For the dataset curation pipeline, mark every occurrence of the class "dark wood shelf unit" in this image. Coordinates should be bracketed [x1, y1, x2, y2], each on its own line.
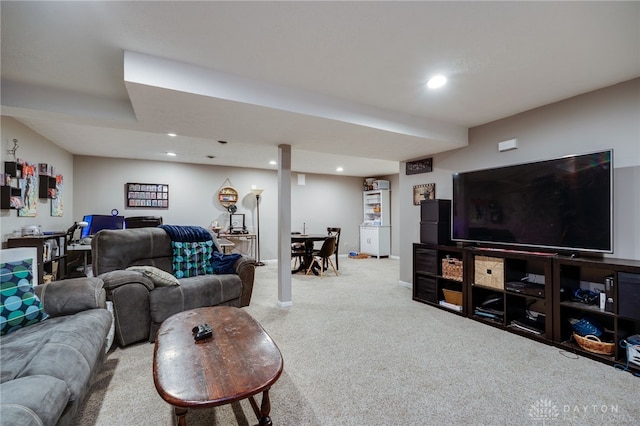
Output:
[2, 161, 23, 210]
[7, 234, 68, 284]
[467, 248, 554, 341]
[412, 244, 640, 373]
[4, 161, 23, 178]
[38, 174, 57, 199]
[1, 185, 22, 209]
[413, 243, 467, 315]
[553, 255, 640, 369]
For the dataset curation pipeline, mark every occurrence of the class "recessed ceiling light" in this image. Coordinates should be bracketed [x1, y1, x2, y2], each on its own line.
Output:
[336, 167, 344, 172]
[426, 75, 447, 89]
[269, 160, 277, 165]
[206, 155, 215, 159]
[218, 140, 228, 144]
[167, 133, 177, 137]
[166, 152, 177, 156]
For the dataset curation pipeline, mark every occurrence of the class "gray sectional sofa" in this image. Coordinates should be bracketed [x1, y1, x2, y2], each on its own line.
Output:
[0, 277, 112, 426]
[91, 227, 256, 347]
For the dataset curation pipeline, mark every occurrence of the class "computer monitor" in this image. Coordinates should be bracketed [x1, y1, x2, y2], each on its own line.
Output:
[80, 214, 125, 238]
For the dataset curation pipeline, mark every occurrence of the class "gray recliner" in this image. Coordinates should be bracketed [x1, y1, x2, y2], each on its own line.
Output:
[91, 227, 256, 347]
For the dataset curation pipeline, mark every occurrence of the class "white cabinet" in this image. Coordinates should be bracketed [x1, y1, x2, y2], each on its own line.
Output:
[360, 226, 390, 258]
[360, 189, 391, 258]
[363, 189, 390, 226]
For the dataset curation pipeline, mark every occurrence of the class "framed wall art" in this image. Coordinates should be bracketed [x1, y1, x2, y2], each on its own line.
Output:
[413, 183, 435, 205]
[126, 183, 169, 208]
[406, 157, 433, 175]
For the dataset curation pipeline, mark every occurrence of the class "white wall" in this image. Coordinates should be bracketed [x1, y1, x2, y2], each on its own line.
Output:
[72, 156, 367, 261]
[1, 117, 74, 241]
[1, 115, 403, 259]
[398, 78, 640, 284]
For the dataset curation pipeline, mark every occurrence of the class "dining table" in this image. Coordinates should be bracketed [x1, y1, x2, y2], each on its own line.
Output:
[291, 233, 328, 274]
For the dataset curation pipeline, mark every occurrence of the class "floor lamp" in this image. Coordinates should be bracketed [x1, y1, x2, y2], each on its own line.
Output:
[251, 187, 265, 266]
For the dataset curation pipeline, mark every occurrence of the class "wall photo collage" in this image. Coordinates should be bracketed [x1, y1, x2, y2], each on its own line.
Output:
[126, 182, 169, 208]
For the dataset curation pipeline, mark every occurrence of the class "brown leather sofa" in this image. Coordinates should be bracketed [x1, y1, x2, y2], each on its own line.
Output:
[91, 227, 255, 347]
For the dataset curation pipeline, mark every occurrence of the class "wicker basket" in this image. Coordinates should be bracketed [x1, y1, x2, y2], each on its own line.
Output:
[442, 289, 463, 306]
[442, 258, 463, 281]
[573, 333, 615, 356]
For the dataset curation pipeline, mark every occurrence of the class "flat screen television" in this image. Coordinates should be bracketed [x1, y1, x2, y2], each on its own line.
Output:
[80, 214, 125, 239]
[452, 150, 613, 253]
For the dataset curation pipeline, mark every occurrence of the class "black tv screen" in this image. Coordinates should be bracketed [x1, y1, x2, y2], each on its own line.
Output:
[452, 150, 613, 253]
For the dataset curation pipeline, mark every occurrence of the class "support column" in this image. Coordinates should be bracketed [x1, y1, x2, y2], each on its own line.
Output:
[277, 144, 293, 307]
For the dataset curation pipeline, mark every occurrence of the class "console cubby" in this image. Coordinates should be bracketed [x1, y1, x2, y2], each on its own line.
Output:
[553, 256, 640, 371]
[412, 244, 640, 373]
[412, 243, 466, 315]
[466, 249, 554, 340]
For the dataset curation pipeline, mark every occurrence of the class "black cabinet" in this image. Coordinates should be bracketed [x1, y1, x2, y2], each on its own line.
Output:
[413, 243, 466, 314]
[412, 244, 640, 374]
[467, 249, 553, 341]
[553, 256, 640, 370]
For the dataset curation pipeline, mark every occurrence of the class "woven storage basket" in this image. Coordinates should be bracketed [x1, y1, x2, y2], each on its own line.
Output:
[573, 333, 615, 356]
[474, 256, 504, 290]
[442, 258, 463, 281]
[442, 289, 463, 306]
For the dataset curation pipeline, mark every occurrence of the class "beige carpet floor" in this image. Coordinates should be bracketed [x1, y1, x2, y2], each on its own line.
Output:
[74, 257, 639, 425]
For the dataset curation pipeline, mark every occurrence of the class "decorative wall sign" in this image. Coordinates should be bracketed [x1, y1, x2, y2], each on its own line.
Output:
[406, 157, 433, 175]
[413, 183, 436, 205]
[126, 183, 169, 208]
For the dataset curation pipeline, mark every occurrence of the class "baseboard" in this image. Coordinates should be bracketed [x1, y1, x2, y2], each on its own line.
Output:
[277, 300, 293, 308]
[398, 280, 412, 289]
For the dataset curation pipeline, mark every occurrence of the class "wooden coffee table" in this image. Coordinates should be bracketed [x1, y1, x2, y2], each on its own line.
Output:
[153, 306, 283, 426]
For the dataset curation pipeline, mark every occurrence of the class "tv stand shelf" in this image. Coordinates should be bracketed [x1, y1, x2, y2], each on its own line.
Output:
[413, 243, 640, 374]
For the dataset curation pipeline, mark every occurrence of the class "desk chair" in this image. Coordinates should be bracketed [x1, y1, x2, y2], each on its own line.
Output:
[306, 236, 338, 278]
[327, 227, 341, 270]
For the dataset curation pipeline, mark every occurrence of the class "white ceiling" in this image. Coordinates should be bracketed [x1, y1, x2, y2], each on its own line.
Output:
[2, 1, 639, 177]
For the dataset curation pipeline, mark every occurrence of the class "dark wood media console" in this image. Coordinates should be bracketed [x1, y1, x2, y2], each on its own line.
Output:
[413, 243, 640, 374]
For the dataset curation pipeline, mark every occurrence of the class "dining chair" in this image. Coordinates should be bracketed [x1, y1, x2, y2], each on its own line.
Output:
[327, 227, 341, 270]
[306, 236, 338, 278]
[291, 232, 305, 269]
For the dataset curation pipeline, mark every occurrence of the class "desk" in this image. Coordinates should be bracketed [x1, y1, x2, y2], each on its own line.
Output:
[291, 234, 327, 274]
[216, 237, 235, 254]
[67, 243, 92, 275]
[218, 233, 256, 259]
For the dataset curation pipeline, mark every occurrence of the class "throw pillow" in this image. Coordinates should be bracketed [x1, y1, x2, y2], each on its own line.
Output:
[1, 258, 48, 336]
[171, 240, 215, 278]
[126, 266, 180, 287]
